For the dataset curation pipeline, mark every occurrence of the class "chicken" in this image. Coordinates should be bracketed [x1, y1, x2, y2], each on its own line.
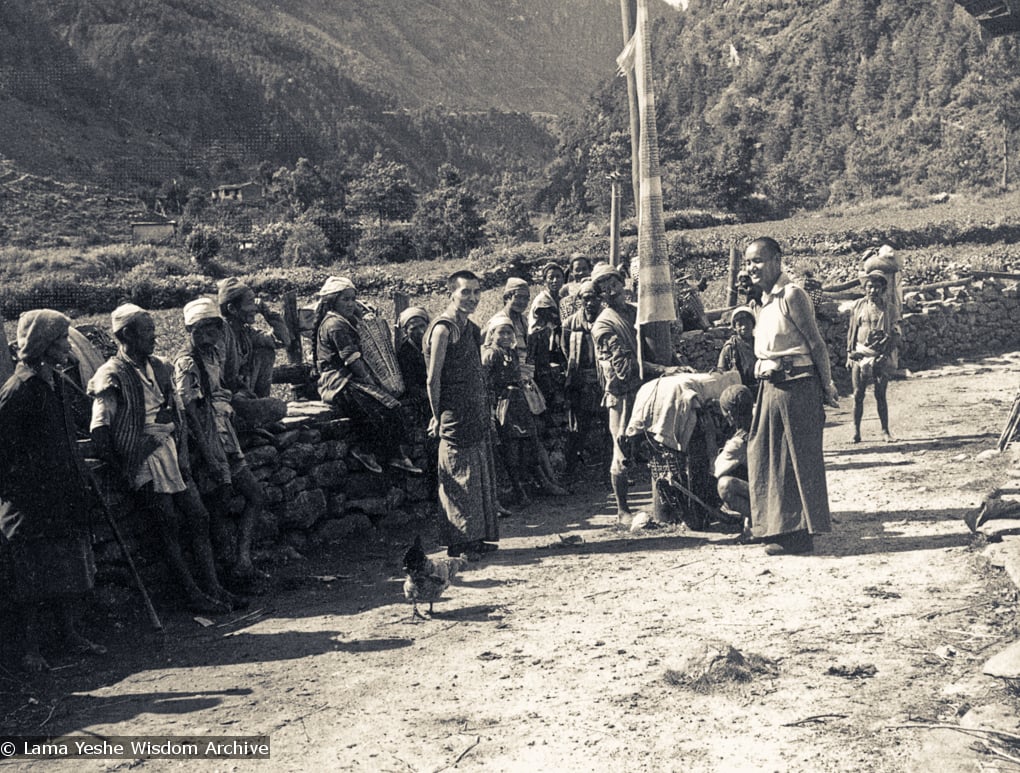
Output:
[402, 536, 467, 621]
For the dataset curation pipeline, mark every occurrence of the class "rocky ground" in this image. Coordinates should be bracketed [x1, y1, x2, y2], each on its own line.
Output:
[5, 353, 1020, 772]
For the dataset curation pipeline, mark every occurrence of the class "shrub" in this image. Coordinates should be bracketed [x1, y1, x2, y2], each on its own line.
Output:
[356, 224, 417, 264]
[186, 226, 222, 267]
[282, 221, 330, 266]
[251, 222, 293, 264]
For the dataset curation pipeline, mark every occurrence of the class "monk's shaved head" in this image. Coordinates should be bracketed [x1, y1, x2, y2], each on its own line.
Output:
[744, 237, 781, 263]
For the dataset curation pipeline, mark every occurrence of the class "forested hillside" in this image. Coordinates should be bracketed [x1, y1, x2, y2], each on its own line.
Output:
[545, 0, 1020, 218]
[0, 0, 634, 189]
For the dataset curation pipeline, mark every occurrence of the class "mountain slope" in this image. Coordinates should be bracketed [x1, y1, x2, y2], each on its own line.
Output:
[0, 0, 655, 186]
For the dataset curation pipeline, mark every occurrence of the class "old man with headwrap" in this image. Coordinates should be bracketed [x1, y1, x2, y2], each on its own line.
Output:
[217, 277, 291, 406]
[88, 303, 240, 612]
[175, 297, 272, 587]
[0, 309, 105, 671]
[560, 279, 605, 481]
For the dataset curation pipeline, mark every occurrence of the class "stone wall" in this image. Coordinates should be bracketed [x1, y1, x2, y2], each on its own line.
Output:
[89, 403, 435, 591]
[89, 279, 1020, 589]
[673, 278, 1020, 377]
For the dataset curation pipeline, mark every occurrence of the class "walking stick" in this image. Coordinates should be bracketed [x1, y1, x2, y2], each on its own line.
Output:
[998, 392, 1020, 452]
[661, 474, 734, 526]
[84, 466, 164, 631]
[56, 368, 163, 630]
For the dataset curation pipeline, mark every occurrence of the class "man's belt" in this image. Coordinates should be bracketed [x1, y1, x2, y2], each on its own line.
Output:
[756, 357, 815, 384]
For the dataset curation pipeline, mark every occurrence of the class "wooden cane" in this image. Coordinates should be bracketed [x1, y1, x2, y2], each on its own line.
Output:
[84, 465, 164, 632]
[58, 370, 163, 630]
[998, 393, 1020, 452]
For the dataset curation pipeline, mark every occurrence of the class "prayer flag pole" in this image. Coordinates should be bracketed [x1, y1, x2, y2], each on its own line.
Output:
[617, 0, 675, 371]
[619, 0, 641, 215]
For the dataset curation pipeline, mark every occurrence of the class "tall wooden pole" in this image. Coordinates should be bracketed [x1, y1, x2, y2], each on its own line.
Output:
[609, 172, 621, 268]
[620, 0, 641, 215]
[0, 316, 12, 383]
[1003, 119, 1010, 190]
[726, 243, 741, 307]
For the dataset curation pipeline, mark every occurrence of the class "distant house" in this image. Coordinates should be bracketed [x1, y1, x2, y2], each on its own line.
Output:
[955, 0, 1020, 37]
[210, 181, 265, 203]
[131, 219, 177, 244]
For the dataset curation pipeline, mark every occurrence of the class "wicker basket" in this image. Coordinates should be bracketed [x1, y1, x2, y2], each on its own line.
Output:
[358, 314, 405, 397]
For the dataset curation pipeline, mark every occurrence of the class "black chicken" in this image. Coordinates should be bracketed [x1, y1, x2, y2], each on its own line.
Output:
[402, 536, 467, 621]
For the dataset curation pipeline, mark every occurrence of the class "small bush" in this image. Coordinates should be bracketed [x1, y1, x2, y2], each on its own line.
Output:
[186, 226, 222, 267]
[282, 221, 329, 266]
[251, 222, 293, 264]
[356, 223, 417, 264]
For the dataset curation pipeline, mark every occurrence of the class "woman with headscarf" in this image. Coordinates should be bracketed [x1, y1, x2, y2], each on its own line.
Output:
[396, 306, 432, 426]
[0, 310, 105, 671]
[483, 315, 567, 504]
[313, 277, 421, 475]
[528, 291, 567, 410]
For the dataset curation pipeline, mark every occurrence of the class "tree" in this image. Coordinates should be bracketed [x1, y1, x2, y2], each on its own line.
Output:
[356, 223, 417, 264]
[410, 165, 486, 259]
[272, 158, 336, 214]
[347, 153, 416, 224]
[186, 226, 221, 267]
[282, 220, 329, 266]
[183, 187, 208, 219]
[486, 173, 534, 246]
[302, 208, 361, 260]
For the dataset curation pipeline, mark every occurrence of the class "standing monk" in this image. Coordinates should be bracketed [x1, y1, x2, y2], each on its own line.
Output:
[425, 270, 499, 560]
[0, 310, 105, 671]
[745, 237, 838, 556]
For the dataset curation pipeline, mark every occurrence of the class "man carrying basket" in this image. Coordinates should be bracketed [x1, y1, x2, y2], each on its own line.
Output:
[312, 276, 421, 475]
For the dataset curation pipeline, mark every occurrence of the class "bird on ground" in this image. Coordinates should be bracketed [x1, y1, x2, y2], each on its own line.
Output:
[402, 536, 467, 621]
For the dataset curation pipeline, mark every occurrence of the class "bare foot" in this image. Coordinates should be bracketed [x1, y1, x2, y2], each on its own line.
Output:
[883, 431, 896, 443]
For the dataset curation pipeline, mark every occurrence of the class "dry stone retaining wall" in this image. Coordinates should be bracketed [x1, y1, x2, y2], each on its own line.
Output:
[674, 279, 1020, 376]
[89, 280, 1019, 591]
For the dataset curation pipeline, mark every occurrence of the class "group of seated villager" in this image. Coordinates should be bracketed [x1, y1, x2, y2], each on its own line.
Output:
[0, 277, 295, 671]
[0, 238, 873, 668]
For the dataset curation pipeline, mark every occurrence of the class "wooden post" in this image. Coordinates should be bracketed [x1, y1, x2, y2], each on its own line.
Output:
[726, 243, 740, 307]
[392, 291, 409, 350]
[0, 316, 14, 383]
[609, 172, 621, 268]
[281, 291, 303, 365]
[1003, 119, 1009, 190]
[620, 0, 640, 214]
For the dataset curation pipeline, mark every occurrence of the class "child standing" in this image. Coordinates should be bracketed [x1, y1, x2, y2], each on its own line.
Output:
[717, 306, 757, 389]
[483, 316, 567, 506]
[847, 270, 895, 443]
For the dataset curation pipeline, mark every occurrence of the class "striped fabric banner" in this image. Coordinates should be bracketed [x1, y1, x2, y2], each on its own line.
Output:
[616, 0, 676, 326]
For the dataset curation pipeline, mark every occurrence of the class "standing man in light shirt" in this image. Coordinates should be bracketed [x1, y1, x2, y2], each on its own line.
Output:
[745, 237, 837, 556]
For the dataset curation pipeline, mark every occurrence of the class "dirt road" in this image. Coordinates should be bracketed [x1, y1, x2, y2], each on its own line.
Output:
[5, 353, 1020, 772]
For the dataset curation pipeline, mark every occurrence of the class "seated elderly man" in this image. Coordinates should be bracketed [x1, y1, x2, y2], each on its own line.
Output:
[89, 304, 240, 612]
[216, 278, 290, 426]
